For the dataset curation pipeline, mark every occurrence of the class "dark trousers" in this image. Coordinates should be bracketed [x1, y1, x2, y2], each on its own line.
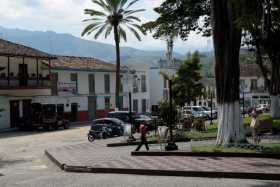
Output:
[135, 136, 149, 151]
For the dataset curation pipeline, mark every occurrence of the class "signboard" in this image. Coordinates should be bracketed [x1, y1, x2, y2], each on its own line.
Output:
[57, 82, 77, 96]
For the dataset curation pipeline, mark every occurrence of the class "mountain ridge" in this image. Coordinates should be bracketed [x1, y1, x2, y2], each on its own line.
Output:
[0, 26, 183, 65]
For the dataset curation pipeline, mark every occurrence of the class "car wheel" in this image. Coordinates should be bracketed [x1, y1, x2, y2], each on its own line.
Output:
[88, 135, 95, 142]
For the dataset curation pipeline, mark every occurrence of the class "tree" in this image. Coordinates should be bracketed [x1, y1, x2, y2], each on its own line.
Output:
[238, 0, 280, 118]
[172, 52, 204, 106]
[211, 0, 246, 145]
[82, 0, 145, 109]
[149, 0, 246, 145]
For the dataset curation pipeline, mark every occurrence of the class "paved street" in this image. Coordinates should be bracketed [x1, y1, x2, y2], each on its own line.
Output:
[1, 124, 280, 187]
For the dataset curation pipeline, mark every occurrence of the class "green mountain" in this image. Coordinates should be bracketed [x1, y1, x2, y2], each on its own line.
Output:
[0, 26, 183, 65]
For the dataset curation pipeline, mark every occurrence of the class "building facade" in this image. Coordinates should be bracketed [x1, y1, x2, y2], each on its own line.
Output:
[0, 39, 150, 130]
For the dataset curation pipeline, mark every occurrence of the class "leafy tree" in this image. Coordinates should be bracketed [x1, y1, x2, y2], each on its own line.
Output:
[172, 52, 204, 106]
[82, 0, 145, 109]
[149, 0, 246, 145]
[237, 0, 280, 118]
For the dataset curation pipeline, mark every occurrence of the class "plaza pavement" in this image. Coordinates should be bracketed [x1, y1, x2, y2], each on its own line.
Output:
[45, 137, 280, 180]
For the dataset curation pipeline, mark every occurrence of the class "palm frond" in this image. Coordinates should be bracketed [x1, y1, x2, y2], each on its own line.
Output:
[119, 26, 127, 41]
[81, 22, 104, 36]
[129, 23, 145, 34]
[92, 0, 112, 13]
[82, 18, 103, 22]
[126, 0, 139, 9]
[105, 25, 113, 38]
[125, 16, 141, 22]
[94, 24, 109, 39]
[127, 25, 141, 41]
[84, 9, 107, 17]
[123, 9, 145, 16]
[119, 0, 128, 9]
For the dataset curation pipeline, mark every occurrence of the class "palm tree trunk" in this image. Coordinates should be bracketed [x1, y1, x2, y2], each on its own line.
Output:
[211, 0, 245, 145]
[114, 25, 121, 110]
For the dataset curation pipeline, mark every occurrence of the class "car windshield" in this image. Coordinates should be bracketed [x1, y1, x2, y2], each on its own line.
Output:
[193, 107, 203, 112]
[135, 115, 151, 120]
[202, 107, 210, 111]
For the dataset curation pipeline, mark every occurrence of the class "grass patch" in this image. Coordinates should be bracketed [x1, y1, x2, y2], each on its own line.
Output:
[191, 143, 280, 153]
[191, 145, 256, 153]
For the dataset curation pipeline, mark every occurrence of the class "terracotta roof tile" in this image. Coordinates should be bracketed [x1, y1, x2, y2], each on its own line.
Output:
[0, 39, 55, 59]
[49, 56, 116, 72]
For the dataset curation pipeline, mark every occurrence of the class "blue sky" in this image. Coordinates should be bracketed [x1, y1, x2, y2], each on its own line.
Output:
[0, 0, 212, 54]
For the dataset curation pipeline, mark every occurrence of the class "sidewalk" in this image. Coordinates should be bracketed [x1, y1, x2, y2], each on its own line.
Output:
[45, 139, 280, 180]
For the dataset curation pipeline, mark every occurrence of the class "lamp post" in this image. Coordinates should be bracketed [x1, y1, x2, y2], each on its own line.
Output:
[210, 90, 213, 125]
[165, 79, 178, 151]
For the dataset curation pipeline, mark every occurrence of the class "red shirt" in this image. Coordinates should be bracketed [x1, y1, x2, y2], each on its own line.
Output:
[139, 124, 147, 136]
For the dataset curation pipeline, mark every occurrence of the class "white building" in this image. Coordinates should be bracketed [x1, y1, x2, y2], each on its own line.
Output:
[240, 63, 270, 107]
[0, 39, 150, 130]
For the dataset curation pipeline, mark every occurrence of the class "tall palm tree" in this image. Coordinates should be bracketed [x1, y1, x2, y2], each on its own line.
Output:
[82, 0, 145, 109]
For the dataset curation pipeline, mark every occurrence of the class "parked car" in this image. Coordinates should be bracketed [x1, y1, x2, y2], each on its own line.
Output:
[201, 106, 218, 119]
[92, 118, 125, 136]
[88, 124, 112, 141]
[134, 114, 154, 131]
[183, 109, 206, 119]
[183, 106, 208, 119]
[256, 104, 270, 113]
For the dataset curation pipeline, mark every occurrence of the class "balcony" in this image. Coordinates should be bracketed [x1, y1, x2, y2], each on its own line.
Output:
[250, 86, 268, 93]
[0, 74, 51, 89]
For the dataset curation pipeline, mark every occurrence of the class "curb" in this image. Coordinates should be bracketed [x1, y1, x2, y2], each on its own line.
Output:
[131, 151, 280, 159]
[107, 138, 190, 147]
[45, 150, 280, 180]
[63, 165, 280, 181]
[44, 150, 65, 170]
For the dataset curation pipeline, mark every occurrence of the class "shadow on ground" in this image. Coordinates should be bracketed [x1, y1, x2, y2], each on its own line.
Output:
[0, 124, 90, 139]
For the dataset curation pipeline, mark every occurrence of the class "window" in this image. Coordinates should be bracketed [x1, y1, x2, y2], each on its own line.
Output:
[70, 73, 78, 93]
[119, 96, 123, 110]
[89, 74, 95, 94]
[141, 75, 147, 92]
[133, 99, 138, 113]
[70, 73, 77, 82]
[105, 97, 110, 109]
[104, 74, 110, 93]
[133, 77, 139, 93]
[251, 79, 258, 91]
[142, 99, 147, 113]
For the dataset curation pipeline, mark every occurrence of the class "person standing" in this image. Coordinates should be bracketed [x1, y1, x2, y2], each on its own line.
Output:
[135, 123, 149, 151]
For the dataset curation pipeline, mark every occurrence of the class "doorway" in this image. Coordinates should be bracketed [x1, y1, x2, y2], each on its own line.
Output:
[70, 103, 78, 122]
[19, 64, 28, 86]
[22, 100, 32, 127]
[88, 96, 97, 120]
[10, 100, 20, 128]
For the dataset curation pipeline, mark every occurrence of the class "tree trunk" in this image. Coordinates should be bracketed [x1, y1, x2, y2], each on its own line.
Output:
[114, 25, 121, 110]
[211, 0, 245, 145]
[271, 95, 280, 118]
[269, 57, 280, 118]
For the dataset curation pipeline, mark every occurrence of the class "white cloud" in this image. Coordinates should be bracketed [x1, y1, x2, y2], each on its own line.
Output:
[0, 0, 210, 54]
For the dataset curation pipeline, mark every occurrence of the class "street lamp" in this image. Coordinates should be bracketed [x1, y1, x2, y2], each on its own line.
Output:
[160, 69, 178, 151]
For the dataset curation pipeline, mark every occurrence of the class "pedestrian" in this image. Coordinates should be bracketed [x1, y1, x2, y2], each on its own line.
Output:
[250, 108, 260, 144]
[135, 122, 149, 151]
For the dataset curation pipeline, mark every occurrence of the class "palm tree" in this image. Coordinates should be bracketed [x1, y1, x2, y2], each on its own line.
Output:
[82, 0, 145, 109]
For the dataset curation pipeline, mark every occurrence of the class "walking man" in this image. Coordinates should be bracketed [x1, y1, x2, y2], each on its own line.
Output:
[135, 123, 149, 151]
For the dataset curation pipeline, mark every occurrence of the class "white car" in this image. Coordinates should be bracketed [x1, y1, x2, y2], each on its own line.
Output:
[183, 106, 208, 119]
[256, 104, 269, 112]
[201, 106, 218, 119]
